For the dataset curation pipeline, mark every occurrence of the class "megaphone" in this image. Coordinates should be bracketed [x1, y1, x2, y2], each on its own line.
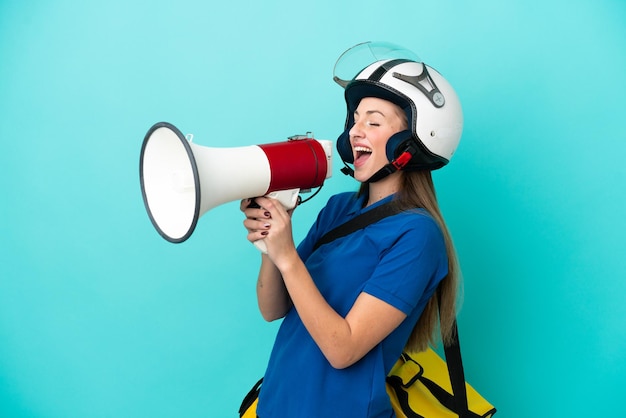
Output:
[139, 122, 333, 247]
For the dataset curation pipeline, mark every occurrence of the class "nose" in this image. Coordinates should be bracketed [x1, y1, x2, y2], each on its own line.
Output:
[349, 120, 364, 139]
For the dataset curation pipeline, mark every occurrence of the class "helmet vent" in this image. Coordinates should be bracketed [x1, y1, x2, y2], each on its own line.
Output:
[393, 65, 446, 108]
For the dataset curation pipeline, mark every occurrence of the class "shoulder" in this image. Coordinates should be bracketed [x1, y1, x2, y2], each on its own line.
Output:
[324, 191, 359, 212]
[314, 192, 361, 225]
[391, 209, 441, 234]
[371, 208, 445, 253]
[296, 192, 359, 259]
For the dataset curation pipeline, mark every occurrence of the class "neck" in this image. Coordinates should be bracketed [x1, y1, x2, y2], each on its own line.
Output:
[365, 171, 402, 207]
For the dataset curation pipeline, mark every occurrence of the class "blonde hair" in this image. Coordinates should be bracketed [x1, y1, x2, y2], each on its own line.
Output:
[398, 171, 460, 352]
[358, 170, 460, 352]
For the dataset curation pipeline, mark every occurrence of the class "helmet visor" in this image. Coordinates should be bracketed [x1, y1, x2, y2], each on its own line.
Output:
[333, 41, 422, 88]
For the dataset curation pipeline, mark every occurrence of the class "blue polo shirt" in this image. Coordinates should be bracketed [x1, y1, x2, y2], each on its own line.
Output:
[256, 191, 448, 418]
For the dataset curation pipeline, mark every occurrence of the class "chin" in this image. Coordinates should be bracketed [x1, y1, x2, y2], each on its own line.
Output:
[353, 171, 372, 183]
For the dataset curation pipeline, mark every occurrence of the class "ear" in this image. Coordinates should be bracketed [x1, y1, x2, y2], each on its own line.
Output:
[385, 130, 414, 161]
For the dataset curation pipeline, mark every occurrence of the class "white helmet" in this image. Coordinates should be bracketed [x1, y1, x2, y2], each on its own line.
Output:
[334, 42, 463, 180]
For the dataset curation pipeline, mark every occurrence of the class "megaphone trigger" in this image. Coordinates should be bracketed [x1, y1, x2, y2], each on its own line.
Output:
[266, 189, 301, 210]
[245, 189, 301, 210]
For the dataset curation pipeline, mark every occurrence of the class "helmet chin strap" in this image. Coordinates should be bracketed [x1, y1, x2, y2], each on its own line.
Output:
[366, 162, 400, 183]
[340, 142, 418, 183]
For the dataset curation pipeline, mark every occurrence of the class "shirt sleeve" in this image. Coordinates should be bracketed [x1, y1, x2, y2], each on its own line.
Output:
[362, 214, 448, 315]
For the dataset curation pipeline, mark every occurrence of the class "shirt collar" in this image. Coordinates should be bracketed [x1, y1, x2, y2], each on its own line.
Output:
[346, 192, 396, 216]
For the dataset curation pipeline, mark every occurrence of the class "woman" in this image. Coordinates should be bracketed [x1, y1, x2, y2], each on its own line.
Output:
[241, 42, 464, 418]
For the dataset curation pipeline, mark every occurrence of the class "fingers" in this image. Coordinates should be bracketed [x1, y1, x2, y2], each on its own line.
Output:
[242, 197, 272, 243]
[241, 196, 292, 246]
[254, 196, 288, 219]
[240, 198, 251, 212]
[243, 216, 271, 232]
[244, 218, 271, 242]
[240, 198, 261, 212]
[241, 198, 271, 218]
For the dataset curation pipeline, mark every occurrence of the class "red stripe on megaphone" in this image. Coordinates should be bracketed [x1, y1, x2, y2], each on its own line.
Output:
[259, 138, 328, 192]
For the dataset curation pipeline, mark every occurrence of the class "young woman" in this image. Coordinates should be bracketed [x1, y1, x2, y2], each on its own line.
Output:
[241, 42, 464, 418]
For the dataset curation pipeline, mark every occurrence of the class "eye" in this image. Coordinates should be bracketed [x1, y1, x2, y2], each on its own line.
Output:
[366, 121, 380, 127]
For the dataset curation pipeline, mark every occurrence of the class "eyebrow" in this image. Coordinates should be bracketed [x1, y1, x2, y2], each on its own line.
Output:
[354, 110, 385, 117]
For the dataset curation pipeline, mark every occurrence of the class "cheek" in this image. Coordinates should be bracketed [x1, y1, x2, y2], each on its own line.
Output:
[372, 130, 394, 152]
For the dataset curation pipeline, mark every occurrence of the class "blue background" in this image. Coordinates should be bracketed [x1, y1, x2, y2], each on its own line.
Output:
[1, 0, 625, 417]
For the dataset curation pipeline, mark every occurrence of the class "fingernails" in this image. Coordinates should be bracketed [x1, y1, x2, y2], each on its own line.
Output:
[261, 231, 269, 236]
[263, 223, 270, 228]
[264, 211, 271, 217]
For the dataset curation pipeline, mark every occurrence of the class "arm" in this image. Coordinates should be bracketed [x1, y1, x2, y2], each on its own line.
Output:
[251, 196, 407, 369]
[241, 199, 292, 321]
[256, 253, 292, 321]
[280, 256, 407, 369]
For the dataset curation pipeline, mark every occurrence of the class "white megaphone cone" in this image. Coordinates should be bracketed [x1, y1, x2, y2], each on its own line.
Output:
[139, 122, 332, 247]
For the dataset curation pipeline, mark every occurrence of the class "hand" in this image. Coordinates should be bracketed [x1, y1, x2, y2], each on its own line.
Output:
[241, 196, 297, 267]
[241, 197, 272, 245]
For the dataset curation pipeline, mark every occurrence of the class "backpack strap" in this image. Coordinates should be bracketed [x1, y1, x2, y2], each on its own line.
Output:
[312, 201, 402, 252]
[437, 288, 471, 415]
[442, 320, 472, 416]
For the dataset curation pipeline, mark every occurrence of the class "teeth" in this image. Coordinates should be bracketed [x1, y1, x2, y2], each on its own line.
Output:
[354, 146, 372, 153]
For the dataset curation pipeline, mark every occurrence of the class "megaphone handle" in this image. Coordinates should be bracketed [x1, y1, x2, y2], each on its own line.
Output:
[254, 240, 269, 254]
[252, 188, 300, 253]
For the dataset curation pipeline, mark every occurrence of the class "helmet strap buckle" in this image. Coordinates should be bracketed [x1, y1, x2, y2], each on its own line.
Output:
[367, 142, 417, 183]
[392, 150, 413, 170]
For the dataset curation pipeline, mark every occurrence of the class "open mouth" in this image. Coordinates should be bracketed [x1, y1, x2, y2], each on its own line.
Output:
[354, 146, 372, 165]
